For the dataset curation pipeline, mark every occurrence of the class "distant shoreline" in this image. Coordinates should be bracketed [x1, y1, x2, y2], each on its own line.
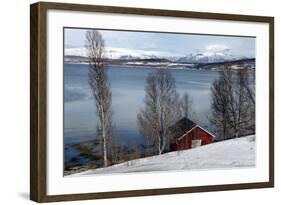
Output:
[64, 62, 199, 70]
[64, 59, 256, 71]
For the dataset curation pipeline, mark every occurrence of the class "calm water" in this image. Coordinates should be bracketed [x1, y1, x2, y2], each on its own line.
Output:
[64, 64, 220, 167]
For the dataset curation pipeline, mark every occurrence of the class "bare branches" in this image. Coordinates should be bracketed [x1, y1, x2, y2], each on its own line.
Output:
[210, 66, 255, 140]
[179, 92, 195, 120]
[210, 68, 231, 140]
[137, 69, 180, 155]
[85, 30, 106, 67]
[243, 68, 255, 105]
[85, 30, 112, 167]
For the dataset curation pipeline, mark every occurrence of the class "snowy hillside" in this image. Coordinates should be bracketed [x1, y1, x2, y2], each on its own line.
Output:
[69, 135, 255, 176]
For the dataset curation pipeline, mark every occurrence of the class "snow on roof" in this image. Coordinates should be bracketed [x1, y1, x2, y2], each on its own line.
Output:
[177, 125, 216, 141]
[196, 125, 216, 139]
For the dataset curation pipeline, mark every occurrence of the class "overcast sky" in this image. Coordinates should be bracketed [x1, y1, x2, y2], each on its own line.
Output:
[64, 28, 255, 58]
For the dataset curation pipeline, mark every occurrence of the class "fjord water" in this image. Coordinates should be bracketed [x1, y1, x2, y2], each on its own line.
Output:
[64, 64, 219, 167]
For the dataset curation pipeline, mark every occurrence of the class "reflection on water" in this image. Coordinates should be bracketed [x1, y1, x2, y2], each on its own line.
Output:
[64, 64, 221, 167]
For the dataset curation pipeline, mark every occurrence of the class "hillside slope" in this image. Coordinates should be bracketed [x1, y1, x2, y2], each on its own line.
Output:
[69, 135, 255, 176]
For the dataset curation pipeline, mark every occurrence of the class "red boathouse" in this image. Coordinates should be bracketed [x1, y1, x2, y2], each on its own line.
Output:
[170, 118, 215, 151]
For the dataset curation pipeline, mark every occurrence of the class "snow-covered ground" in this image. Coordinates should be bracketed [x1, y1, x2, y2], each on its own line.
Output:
[69, 135, 255, 177]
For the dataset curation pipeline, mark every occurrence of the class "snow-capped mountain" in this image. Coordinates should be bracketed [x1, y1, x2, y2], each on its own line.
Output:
[178, 48, 242, 64]
[65, 47, 177, 60]
[65, 47, 251, 64]
[106, 47, 166, 60]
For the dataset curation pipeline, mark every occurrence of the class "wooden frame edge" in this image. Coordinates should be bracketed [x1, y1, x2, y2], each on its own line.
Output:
[37, 1, 274, 22]
[39, 182, 273, 203]
[30, 1, 274, 202]
[30, 2, 39, 202]
[30, 2, 48, 202]
[269, 17, 274, 188]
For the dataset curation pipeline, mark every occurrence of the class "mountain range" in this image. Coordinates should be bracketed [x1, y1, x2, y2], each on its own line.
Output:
[65, 47, 253, 64]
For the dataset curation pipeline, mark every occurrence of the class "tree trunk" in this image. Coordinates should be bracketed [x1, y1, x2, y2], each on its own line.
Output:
[223, 125, 226, 140]
[158, 134, 162, 155]
[103, 136, 107, 167]
[101, 110, 108, 167]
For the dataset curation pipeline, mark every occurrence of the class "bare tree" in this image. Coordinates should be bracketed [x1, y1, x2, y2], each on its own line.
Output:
[137, 115, 154, 157]
[179, 92, 195, 119]
[244, 68, 255, 132]
[85, 30, 112, 167]
[227, 68, 254, 138]
[210, 70, 231, 140]
[243, 68, 255, 105]
[137, 69, 180, 155]
[210, 66, 255, 139]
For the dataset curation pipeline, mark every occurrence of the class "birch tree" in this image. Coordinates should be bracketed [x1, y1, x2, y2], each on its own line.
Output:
[180, 93, 195, 118]
[85, 30, 112, 167]
[210, 66, 254, 139]
[244, 68, 255, 105]
[137, 69, 180, 155]
[227, 68, 254, 138]
[210, 70, 231, 140]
